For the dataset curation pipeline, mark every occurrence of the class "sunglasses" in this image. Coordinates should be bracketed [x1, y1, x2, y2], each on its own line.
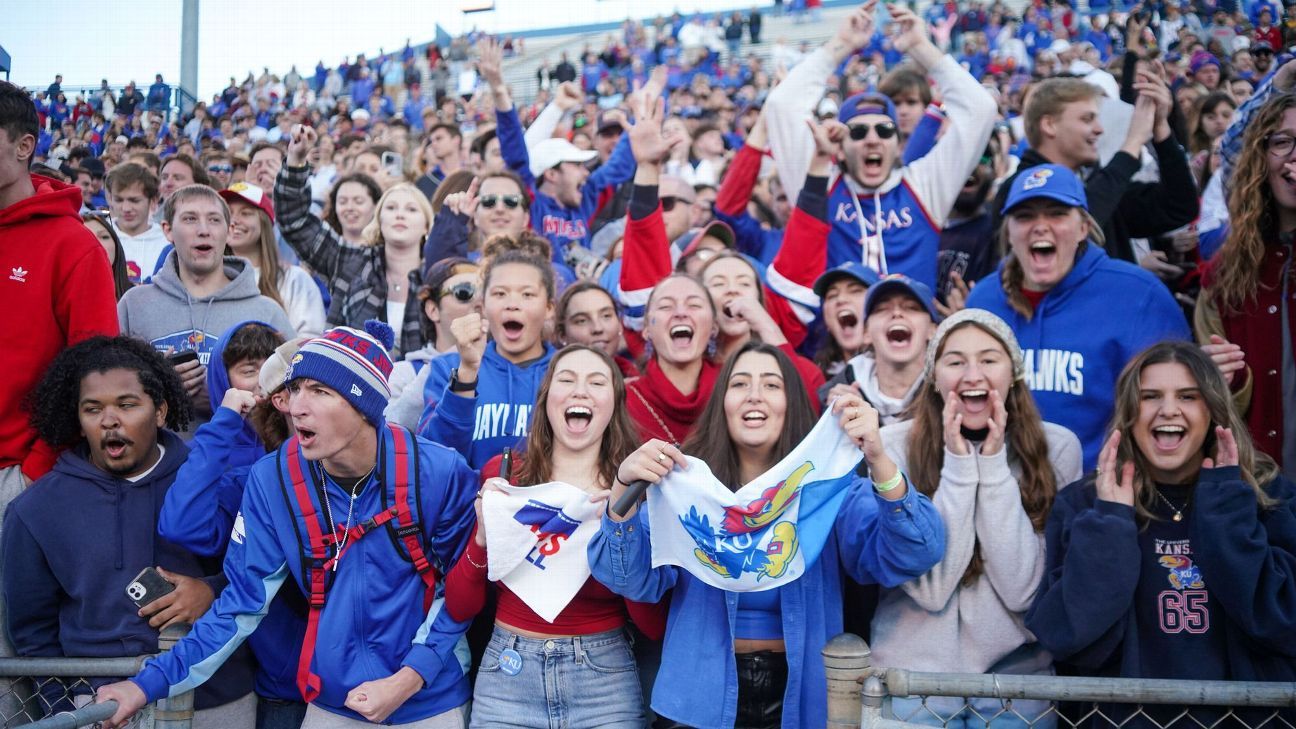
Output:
[208, 164, 233, 174]
[848, 122, 899, 141]
[661, 196, 690, 212]
[480, 194, 523, 210]
[439, 281, 477, 303]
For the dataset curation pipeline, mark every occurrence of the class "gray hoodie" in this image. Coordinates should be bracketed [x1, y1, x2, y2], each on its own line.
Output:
[118, 252, 296, 367]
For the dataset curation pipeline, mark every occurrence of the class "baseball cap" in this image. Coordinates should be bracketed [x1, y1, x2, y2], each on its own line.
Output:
[678, 220, 737, 259]
[595, 111, 625, 134]
[864, 273, 940, 322]
[1254, 40, 1275, 53]
[78, 157, 106, 179]
[1001, 164, 1087, 214]
[813, 261, 882, 298]
[838, 92, 898, 124]
[528, 138, 597, 178]
[219, 181, 276, 223]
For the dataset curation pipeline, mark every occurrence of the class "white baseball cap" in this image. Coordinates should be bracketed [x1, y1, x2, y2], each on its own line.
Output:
[529, 138, 597, 178]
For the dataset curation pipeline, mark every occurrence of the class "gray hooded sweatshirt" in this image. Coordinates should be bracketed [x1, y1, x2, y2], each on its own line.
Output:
[118, 252, 296, 367]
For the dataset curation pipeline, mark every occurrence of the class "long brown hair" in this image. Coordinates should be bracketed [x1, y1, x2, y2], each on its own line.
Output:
[225, 205, 286, 309]
[1213, 92, 1296, 313]
[81, 212, 133, 300]
[1109, 340, 1278, 523]
[905, 320, 1058, 584]
[516, 345, 639, 489]
[682, 342, 817, 489]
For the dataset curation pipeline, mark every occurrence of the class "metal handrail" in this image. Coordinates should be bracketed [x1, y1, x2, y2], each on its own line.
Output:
[20, 701, 116, 729]
[0, 656, 151, 678]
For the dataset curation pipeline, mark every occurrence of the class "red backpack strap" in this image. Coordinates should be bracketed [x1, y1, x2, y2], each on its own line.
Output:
[387, 424, 439, 611]
[283, 437, 331, 704]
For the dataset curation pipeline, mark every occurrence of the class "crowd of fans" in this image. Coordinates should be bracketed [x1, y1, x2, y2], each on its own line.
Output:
[3, 0, 1296, 727]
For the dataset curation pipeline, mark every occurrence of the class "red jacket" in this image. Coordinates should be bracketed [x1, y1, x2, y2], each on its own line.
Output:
[0, 175, 119, 479]
[1202, 243, 1294, 469]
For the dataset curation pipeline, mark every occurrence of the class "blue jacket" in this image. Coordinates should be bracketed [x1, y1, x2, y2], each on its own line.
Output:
[1026, 469, 1296, 684]
[3, 431, 254, 711]
[158, 407, 307, 701]
[418, 341, 555, 469]
[588, 480, 945, 729]
[965, 244, 1189, 468]
[133, 427, 479, 724]
[496, 105, 637, 254]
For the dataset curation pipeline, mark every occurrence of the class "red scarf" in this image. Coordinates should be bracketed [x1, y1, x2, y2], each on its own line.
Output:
[626, 358, 719, 445]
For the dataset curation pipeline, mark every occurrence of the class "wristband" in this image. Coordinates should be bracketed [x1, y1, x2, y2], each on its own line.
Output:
[873, 471, 905, 493]
[449, 368, 478, 393]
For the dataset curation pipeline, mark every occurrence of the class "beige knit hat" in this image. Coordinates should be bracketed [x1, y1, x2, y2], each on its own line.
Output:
[922, 308, 1026, 383]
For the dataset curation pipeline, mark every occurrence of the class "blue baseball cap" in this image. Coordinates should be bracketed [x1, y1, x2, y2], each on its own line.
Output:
[864, 273, 941, 322]
[813, 261, 882, 298]
[1000, 164, 1088, 215]
[838, 92, 898, 124]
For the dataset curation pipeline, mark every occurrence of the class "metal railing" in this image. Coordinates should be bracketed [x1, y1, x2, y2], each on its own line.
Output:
[823, 633, 1296, 729]
[0, 628, 193, 729]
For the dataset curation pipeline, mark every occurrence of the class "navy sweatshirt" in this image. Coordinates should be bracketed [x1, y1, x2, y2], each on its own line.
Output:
[2, 431, 254, 710]
[1027, 467, 1296, 726]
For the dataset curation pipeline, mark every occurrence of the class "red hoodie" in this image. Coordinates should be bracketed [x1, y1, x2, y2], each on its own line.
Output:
[0, 174, 119, 479]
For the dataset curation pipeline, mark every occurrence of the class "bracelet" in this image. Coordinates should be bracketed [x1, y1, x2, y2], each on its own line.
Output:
[873, 471, 905, 493]
[615, 475, 629, 488]
[466, 547, 487, 570]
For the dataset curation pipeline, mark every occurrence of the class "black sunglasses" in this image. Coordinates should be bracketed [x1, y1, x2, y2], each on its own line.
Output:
[480, 194, 523, 210]
[439, 281, 477, 303]
[848, 122, 899, 141]
[661, 196, 687, 212]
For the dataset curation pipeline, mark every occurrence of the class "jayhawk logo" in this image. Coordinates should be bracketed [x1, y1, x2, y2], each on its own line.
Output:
[1159, 555, 1206, 590]
[1022, 168, 1053, 190]
[679, 462, 812, 581]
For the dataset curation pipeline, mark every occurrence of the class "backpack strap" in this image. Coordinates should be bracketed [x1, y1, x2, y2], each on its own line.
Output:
[386, 423, 440, 611]
[281, 437, 333, 704]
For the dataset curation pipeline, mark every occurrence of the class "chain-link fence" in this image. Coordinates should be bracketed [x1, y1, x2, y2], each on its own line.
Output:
[0, 628, 194, 729]
[824, 633, 1296, 729]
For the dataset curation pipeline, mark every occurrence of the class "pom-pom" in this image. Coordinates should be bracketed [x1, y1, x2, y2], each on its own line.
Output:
[363, 319, 396, 350]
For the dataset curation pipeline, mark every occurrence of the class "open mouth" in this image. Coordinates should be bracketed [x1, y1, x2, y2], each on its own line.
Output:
[1029, 240, 1057, 266]
[1152, 424, 1186, 451]
[298, 427, 317, 448]
[741, 410, 768, 426]
[193, 243, 215, 255]
[670, 324, 695, 347]
[836, 309, 859, 330]
[959, 389, 989, 413]
[101, 436, 130, 459]
[564, 405, 593, 433]
[863, 153, 885, 175]
[501, 319, 525, 340]
[885, 324, 912, 346]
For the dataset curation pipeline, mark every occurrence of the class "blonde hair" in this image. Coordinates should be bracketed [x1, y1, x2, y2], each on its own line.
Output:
[361, 183, 433, 247]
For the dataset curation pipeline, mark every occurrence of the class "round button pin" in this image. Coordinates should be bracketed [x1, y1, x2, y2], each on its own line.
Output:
[499, 648, 524, 676]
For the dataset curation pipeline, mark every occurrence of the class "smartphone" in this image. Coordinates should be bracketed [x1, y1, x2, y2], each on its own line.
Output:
[167, 350, 199, 367]
[381, 151, 404, 178]
[126, 567, 176, 609]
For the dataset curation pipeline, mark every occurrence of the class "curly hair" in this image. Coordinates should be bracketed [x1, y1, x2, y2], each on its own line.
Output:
[1214, 92, 1296, 313]
[29, 336, 194, 447]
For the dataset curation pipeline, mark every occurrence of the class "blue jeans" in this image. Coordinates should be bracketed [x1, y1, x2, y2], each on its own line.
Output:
[257, 696, 308, 729]
[889, 695, 1055, 729]
[470, 627, 645, 729]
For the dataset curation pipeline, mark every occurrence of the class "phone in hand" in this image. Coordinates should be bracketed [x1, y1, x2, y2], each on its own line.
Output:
[381, 151, 404, 178]
[167, 350, 199, 367]
[126, 567, 176, 609]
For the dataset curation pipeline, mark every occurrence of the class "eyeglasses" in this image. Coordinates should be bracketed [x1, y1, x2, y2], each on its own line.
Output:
[480, 194, 523, 210]
[439, 281, 477, 303]
[1267, 133, 1296, 158]
[661, 196, 686, 212]
[848, 121, 898, 141]
[208, 164, 233, 174]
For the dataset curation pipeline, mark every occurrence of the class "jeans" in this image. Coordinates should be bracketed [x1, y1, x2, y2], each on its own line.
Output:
[889, 695, 1056, 729]
[470, 626, 644, 729]
[257, 696, 308, 729]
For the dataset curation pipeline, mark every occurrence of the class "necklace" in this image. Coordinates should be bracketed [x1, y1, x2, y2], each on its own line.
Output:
[629, 383, 678, 445]
[1152, 486, 1191, 522]
[319, 463, 377, 569]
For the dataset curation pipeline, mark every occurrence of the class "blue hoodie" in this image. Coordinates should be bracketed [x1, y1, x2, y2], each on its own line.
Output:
[158, 407, 308, 702]
[134, 427, 479, 724]
[418, 341, 556, 469]
[2, 431, 254, 711]
[204, 320, 277, 470]
[589, 480, 945, 729]
[965, 243, 1190, 468]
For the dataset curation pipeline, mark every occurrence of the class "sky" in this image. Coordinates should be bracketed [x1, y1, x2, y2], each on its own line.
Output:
[4, 0, 767, 100]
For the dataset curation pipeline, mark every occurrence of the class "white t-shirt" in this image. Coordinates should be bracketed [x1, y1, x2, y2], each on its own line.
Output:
[114, 223, 171, 284]
[386, 300, 405, 333]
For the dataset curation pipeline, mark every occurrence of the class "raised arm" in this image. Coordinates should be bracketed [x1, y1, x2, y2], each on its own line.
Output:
[275, 125, 352, 276]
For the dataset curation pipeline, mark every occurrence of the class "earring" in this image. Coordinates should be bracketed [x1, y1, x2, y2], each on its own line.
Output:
[705, 334, 718, 359]
[644, 338, 655, 360]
